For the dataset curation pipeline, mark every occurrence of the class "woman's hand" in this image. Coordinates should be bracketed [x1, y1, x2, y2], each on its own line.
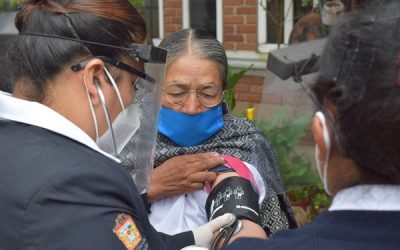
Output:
[147, 152, 225, 202]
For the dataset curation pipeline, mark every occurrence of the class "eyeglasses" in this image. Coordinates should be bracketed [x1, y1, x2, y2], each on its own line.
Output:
[162, 82, 224, 108]
[71, 56, 155, 83]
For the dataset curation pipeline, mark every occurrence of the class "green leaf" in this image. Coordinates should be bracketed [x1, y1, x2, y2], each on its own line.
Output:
[301, 0, 313, 7]
[269, 106, 287, 128]
[224, 64, 253, 111]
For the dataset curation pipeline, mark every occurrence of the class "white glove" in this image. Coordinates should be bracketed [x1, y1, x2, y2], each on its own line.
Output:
[191, 213, 235, 248]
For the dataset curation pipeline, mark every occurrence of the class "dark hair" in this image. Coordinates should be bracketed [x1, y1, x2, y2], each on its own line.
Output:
[6, 0, 146, 101]
[158, 28, 228, 90]
[312, 0, 400, 184]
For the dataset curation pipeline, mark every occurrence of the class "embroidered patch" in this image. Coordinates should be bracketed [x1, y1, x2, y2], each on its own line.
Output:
[113, 214, 142, 250]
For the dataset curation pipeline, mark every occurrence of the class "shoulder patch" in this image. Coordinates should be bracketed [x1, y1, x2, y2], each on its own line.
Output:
[113, 213, 142, 250]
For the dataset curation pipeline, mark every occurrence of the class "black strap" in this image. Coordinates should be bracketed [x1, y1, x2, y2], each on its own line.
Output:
[205, 176, 261, 225]
[208, 164, 235, 174]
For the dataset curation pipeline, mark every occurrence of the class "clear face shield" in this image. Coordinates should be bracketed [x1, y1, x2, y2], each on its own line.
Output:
[116, 45, 166, 194]
[19, 32, 166, 194]
[255, 39, 326, 199]
[91, 45, 166, 194]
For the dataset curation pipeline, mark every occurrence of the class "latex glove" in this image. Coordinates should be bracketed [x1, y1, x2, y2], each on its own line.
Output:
[148, 152, 225, 202]
[191, 213, 235, 248]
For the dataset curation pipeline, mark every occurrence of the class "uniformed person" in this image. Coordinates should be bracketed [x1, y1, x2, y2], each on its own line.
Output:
[223, 0, 400, 250]
[0, 0, 231, 249]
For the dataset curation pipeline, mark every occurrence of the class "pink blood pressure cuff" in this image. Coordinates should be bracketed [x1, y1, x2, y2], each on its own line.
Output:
[205, 176, 261, 225]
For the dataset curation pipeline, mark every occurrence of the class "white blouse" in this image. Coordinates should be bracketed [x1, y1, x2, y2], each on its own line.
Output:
[149, 162, 266, 234]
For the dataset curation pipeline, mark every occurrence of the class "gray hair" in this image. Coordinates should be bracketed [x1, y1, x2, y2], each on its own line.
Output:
[158, 28, 228, 89]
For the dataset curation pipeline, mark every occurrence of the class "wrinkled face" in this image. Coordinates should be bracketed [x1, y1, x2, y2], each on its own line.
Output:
[161, 55, 224, 114]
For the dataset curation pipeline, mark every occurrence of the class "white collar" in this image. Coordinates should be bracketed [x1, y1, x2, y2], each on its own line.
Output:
[329, 185, 400, 211]
[0, 91, 120, 163]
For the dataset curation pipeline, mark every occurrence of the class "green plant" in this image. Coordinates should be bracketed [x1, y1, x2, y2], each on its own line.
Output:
[224, 64, 253, 111]
[0, 0, 22, 11]
[128, 0, 146, 13]
[255, 106, 319, 190]
[301, 0, 314, 7]
[255, 106, 331, 221]
[287, 184, 331, 221]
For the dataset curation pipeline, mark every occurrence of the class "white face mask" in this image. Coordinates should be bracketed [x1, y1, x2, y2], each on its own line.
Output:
[314, 111, 332, 195]
[96, 102, 140, 155]
[84, 68, 140, 156]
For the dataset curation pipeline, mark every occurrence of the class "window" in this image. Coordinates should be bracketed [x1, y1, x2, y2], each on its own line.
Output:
[258, 0, 314, 52]
[183, 0, 223, 42]
[143, 0, 160, 39]
[144, 0, 223, 45]
[143, 0, 164, 45]
[189, 0, 216, 36]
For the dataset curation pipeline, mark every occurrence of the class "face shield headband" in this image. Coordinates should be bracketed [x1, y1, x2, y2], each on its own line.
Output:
[19, 31, 167, 66]
[18, 32, 167, 194]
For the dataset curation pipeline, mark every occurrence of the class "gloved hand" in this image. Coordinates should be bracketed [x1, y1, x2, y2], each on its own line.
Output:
[191, 213, 235, 248]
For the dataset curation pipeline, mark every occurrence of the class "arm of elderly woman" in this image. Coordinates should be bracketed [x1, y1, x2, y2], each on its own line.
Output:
[147, 152, 225, 202]
[212, 172, 268, 247]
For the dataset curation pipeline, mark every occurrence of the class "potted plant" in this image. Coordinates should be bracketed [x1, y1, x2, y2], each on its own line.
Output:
[321, 0, 345, 26]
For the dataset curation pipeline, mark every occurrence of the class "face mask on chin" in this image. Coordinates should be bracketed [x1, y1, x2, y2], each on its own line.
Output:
[157, 105, 224, 147]
[314, 111, 332, 195]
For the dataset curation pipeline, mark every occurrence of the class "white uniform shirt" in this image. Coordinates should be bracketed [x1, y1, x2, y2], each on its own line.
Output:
[0, 91, 118, 162]
[149, 161, 267, 234]
[329, 184, 400, 211]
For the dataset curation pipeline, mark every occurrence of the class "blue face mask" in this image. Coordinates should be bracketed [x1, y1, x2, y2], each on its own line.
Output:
[158, 105, 224, 147]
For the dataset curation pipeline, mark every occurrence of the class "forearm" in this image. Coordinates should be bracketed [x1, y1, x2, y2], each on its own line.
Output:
[212, 173, 267, 243]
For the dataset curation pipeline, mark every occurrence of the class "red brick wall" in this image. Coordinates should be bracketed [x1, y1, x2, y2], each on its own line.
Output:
[224, 0, 261, 104]
[234, 75, 264, 103]
[223, 0, 258, 51]
[163, 0, 182, 35]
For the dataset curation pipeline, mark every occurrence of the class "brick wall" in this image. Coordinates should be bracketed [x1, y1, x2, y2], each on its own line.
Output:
[234, 75, 264, 103]
[163, 0, 182, 35]
[224, 0, 261, 105]
[223, 0, 257, 51]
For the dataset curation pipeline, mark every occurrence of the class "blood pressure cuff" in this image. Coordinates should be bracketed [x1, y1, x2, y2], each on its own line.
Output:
[209, 164, 236, 174]
[205, 176, 261, 226]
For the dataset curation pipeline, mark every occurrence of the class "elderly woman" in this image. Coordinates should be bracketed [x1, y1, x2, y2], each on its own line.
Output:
[122, 28, 296, 236]
[223, 0, 400, 249]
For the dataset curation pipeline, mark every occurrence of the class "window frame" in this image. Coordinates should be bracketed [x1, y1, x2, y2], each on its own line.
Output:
[151, 0, 164, 46]
[257, 0, 295, 53]
[182, 0, 224, 42]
